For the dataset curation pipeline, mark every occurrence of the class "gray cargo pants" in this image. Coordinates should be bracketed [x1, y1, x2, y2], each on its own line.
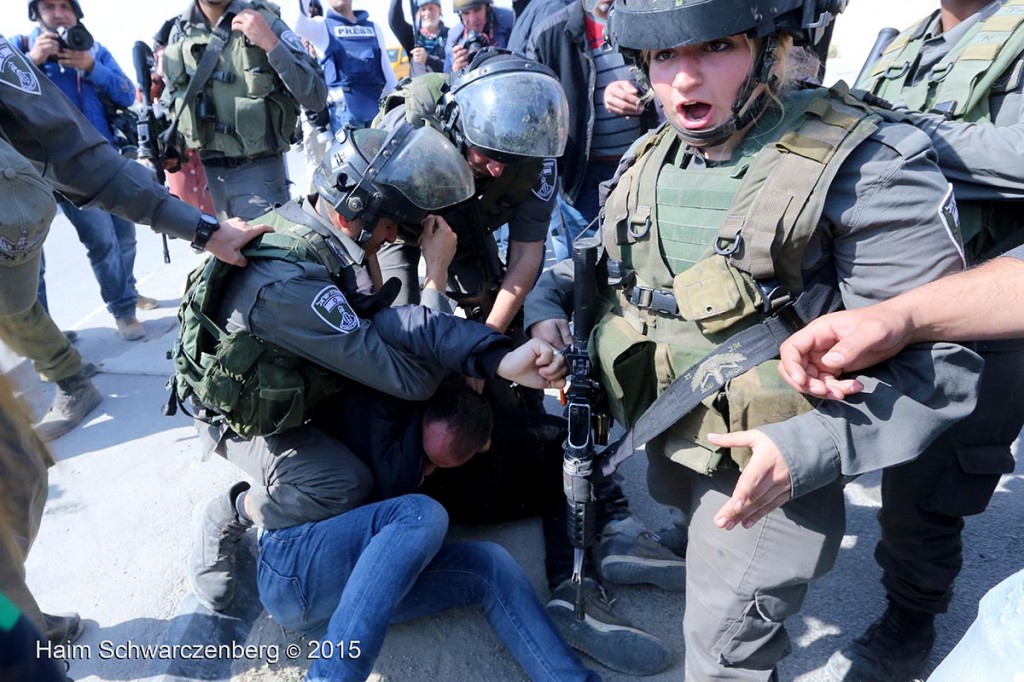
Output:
[201, 153, 291, 222]
[647, 449, 845, 681]
[198, 421, 373, 530]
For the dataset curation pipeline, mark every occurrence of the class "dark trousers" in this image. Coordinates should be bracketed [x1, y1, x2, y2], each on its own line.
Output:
[876, 340, 1024, 615]
[420, 408, 629, 588]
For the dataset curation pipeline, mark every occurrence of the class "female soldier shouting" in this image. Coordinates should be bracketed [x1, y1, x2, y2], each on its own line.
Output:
[525, 0, 982, 678]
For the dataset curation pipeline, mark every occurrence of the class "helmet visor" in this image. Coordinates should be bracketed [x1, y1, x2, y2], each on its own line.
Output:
[456, 70, 569, 158]
[375, 126, 475, 212]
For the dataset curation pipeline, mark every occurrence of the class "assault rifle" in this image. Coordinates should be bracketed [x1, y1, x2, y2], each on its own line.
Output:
[562, 236, 609, 619]
[132, 40, 172, 263]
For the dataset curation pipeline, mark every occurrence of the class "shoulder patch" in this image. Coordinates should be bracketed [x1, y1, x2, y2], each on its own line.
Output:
[532, 158, 556, 202]
[311, 285, 360, 334]
[0, 37, 41, 95]
[938, 183, 966, 267]
[278, 29, 306, 54]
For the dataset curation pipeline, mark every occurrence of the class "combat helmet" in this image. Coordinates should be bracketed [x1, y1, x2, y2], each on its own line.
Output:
[608, 0, 846, 147]
[437, 49, 569, 163]
[453, 0, 492, 11]
[28, 0, 84, 21]
[312, 124, 475, 244]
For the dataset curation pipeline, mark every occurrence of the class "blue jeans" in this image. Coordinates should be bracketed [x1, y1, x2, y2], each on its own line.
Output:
[257, 495, 598, 682]
[43, 197, 138, 320]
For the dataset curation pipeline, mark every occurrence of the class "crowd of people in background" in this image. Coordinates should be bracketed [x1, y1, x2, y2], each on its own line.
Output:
[2, 0, 1024, 681]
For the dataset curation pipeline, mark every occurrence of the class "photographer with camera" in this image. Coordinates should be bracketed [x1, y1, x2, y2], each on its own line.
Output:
[444, 0, 514, 73]
[19, 0, 156, 342]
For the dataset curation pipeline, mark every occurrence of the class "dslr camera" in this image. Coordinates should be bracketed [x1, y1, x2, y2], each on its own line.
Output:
[55, 24, 94, 52]
[457, 30, 490, 60]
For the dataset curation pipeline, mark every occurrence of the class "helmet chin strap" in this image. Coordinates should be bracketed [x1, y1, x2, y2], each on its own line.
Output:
[675, 34, 779, 150]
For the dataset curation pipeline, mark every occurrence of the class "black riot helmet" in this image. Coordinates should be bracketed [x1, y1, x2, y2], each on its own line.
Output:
[312, 124, 475, 244]
[29, 0, 84, 21]
[608, 0, 846, 147]
[437, 49, 569, 163]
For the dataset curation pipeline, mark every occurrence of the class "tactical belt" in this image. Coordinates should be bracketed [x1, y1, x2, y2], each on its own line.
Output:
[598, 268, 842, 477]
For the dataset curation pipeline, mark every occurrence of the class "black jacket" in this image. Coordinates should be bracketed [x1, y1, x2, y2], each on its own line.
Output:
[528, 2, 657, 202]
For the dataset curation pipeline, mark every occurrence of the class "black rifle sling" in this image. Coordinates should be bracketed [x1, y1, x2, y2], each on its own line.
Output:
[599, 270, 842, 477]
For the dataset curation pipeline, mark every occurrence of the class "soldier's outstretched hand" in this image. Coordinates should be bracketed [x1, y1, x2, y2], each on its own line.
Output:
[708, 430, 792, 530]
[777, 308, 911, 399]
[206, 218, 274, 266]
[496, 339, 567, 390]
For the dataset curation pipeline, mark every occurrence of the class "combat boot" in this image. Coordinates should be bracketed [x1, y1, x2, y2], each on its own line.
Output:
[34, 370, 103, 442]
[826, 601, 936, 681]
[190, 482, 253, 612]
[43, 612, 84, 647]
[547, 577, 671, 675]
[597, 516, 686, 592]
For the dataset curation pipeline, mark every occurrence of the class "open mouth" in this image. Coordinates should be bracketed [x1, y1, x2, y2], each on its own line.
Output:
[680, 102, 713, 128]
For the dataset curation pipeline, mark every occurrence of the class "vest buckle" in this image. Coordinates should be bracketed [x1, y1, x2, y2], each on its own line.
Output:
[930, 61, 954, 83]
[756, 280, 793, 314]
[714, 232, 743, 256]
[884, 61, 911, 80]
[629, 286, 679, 316]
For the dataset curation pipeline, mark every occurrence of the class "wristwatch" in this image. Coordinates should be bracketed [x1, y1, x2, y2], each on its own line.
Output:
[191, 213, 220, 253]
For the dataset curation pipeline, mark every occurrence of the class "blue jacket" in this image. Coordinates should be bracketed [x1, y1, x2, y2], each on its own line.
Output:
[23, 28, 135, 144]
[443, 5, 514, 73]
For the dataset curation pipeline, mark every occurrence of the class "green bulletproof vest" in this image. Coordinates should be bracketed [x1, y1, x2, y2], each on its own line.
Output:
[593, 85, 882, 474]
[162, 1, 300, 158]
[858, 0, 1024, 258]
[171, 216, 349, 439]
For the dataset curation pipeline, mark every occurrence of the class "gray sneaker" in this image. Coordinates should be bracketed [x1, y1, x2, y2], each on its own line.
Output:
[598, 517, 686, 592]
[34, 370, 103, 442]
[190, 482, 253, 612]
[826, 603, 936, 682]
[547, 578, 671, 676]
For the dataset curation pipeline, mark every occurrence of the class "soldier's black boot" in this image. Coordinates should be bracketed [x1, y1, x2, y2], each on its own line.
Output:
[189, 482, 253, 612]
[827, 601, 936, 681]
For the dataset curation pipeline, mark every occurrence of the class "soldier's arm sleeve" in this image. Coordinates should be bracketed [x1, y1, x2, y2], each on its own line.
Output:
[266, 17, 328, 111]
[86, 44, 136, 109]
[760, 122, 983, 499]
[250, 268, 514, 400]
[0, 36, 201, 241]
[905, 85, 1024, 201]
[524, 258, 574, 329]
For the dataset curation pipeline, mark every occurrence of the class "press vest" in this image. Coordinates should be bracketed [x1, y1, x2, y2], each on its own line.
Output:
[322, 10, 387, 124]
[171, 214, 351, 438]
[593, 85, 882, 474]
[162, 2, 300, 158]
[858, 0, 1024, 259]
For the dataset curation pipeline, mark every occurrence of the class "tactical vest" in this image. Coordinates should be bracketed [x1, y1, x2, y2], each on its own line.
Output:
[162, 1, 300, 158]
[593, 85, 882, 474]
[322, 11, 386, 123]
[171, 215, 350, 439]
[858, 0, 1024, 259]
